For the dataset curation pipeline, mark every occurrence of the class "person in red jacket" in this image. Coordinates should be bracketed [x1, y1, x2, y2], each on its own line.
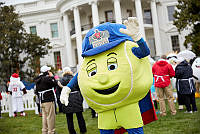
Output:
[152, 55, 177, 116]
[0, 92, 2, 118]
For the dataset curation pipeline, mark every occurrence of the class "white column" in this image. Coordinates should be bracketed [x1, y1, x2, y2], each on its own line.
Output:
[63, 13, 73, 67]
[73, 7, 83, 65]
[151, 0, 162, 56]
[38, 20, 46, 38]
[134, 0, 146, 40]
[90, 0, 99, 27]
[113, 0, 122, 24]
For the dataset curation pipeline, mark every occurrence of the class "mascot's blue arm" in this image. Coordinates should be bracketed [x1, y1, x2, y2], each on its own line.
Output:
[131, 38, 150, 59]
[67, 73, 78, 89]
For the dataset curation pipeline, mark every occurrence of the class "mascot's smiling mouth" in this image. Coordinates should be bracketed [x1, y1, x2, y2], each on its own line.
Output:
[94, 83, 120, 95]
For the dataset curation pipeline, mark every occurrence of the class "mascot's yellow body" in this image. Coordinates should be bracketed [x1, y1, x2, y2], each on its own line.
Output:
[60, 18, 156, 133]
[78, 41, 152, 129]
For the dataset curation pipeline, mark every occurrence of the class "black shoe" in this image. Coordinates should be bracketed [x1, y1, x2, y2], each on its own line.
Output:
[80, 130, 87, 134]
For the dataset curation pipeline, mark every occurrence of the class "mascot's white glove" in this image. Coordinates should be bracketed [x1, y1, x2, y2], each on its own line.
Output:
[60, 86, 71, 106]
[120, 17, 142, 41]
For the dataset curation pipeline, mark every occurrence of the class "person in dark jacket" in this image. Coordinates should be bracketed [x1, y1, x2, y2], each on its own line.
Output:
[58, 67, 86, 134]
[34, 85, 42, 117]
[175, 58, 198, 113]
[34, 65, 58, 134]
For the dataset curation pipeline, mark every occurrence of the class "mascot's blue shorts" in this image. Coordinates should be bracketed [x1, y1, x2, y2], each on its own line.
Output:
[100, 127, 144, 134]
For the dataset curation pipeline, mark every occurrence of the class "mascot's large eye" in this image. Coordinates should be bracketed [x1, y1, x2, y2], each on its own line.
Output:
[88, 69, 97, 77]
[86, 63, 97, 77]
[107, 57, 118, 71]
[108, 63, 118, 71]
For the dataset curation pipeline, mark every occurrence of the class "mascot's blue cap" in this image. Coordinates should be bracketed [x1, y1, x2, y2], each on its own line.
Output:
[81, 22, 133, 57]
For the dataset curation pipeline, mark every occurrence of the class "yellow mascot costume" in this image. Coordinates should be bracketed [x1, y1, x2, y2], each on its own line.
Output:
[60, 17, 157, 134]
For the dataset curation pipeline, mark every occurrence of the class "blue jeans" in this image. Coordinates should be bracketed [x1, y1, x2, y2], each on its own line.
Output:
[100, 127, 144, 134]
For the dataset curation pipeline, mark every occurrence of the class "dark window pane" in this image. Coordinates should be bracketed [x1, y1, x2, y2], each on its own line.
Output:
[167, 6, 175, 21]
[171, 35, 180, 52]
[50, 23, 58, 38]
[54, 51, 62, 70]
[105, 10, 114, 22]
[127, 9, 132, 17]
[75, 48, 78, 65]
[30, 26, 37, 35]
[144, 9, 152, 24]
[148, 38, 156, 57]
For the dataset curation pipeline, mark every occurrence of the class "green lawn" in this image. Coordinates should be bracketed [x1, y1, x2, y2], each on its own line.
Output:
[0, 98, 200, 134]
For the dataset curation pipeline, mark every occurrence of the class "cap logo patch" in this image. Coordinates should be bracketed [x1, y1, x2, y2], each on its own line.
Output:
[89, 29, 110, 48]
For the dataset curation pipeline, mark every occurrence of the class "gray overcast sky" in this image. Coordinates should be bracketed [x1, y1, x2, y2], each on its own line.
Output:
[0, 0, 38, 5]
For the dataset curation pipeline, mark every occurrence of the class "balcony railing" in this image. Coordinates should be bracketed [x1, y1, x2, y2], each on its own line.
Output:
[70, 24, 93, 35]
[69, 17, 152, 36]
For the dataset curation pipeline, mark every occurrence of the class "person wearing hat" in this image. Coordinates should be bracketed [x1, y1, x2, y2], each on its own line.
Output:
[34, 65, 58, 134]
[175, 57, 198, 113]
[57, 67, 87, 134]
[8, 73, 27, 117]
[61, 17, 157, 134]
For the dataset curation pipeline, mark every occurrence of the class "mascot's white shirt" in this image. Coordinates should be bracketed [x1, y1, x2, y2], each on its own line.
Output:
[8, 77, 25, 97]
[192, 57, 200, 82]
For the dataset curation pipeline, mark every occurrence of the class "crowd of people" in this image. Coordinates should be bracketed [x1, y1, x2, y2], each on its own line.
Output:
[32, 65, 87, 134]
[0, 54, 199, 134]
[151, 54, 199, 117]
[0, 55, 199, 134]
[0, 15, 199, 134]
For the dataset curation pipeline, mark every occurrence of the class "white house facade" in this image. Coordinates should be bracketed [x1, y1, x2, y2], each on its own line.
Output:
[13, 0, 187, 71]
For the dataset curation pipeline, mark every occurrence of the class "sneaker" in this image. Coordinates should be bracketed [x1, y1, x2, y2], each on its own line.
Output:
[171, 112, 176, 116]
[178, 105, 184, 110]
[160, 113, 166, 117]
[193, 110, 198, 113]
[184, 111, 193, 114]
[20, 112, 26, 116]
[14, 113, 17, 117]
[80, 131, 87, 134]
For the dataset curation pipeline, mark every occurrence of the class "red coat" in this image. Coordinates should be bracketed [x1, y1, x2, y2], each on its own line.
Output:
[152, 60, 175, 88]
[0, 92, 2, 100]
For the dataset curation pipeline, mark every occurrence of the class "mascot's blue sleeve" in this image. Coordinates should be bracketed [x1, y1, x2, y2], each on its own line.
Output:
[67, 73, 78, 89]
[132, 38, 150, 59]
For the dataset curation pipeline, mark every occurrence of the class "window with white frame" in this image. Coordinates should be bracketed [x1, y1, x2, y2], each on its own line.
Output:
[171, 35, 180, 52]
[105, 10, 114, 23]
[50, 23, 58, 38]
[54, 51, 62, 70]
[167, 6, 175, 21]
[144, 9, 152, 24]
[127, 9, 132, 17]
[30, 26, 37, 35]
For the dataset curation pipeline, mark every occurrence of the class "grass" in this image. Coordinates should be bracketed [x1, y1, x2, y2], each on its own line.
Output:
[0, 98, 200, 134]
